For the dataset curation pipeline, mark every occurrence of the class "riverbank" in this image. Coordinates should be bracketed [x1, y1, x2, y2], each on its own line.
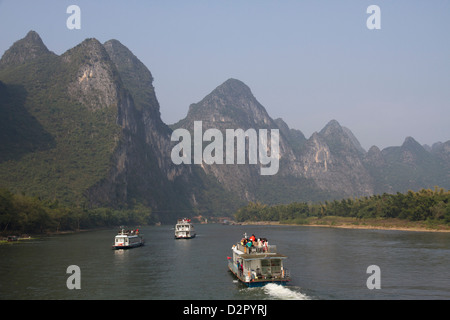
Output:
[240, 216, 450, 233]
[0, 235, 37, 245]
[0, 227, 112, 244]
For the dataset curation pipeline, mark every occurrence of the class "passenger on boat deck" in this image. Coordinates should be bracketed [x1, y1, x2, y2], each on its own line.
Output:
[249, 234, 256, 242]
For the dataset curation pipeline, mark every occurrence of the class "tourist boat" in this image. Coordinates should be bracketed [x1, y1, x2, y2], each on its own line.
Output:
[174, 218, 196, 239]
[228, 233, 290, 287]
[112, 229, 144, 249]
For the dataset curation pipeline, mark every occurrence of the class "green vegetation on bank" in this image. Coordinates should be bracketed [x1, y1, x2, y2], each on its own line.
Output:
[0, 54, 121, 207]
[0, 188, 154, 235]
[234, 187, 450, 228]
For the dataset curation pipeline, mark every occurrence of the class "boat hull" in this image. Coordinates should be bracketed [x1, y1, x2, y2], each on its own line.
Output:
[175, 234, 196, 239]
[174, 218, 196, 239]
[112, 231, 144, 250]
[112, 242, 144, 250]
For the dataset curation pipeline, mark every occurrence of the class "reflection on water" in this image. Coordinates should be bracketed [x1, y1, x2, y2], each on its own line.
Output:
[0, 224, 449, 299]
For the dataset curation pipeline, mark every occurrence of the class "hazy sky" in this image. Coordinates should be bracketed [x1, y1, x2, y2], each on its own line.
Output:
[1, 0, 449, 150]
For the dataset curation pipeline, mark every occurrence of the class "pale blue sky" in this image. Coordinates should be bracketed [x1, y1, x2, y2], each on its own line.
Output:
[1, 0, 449, 150]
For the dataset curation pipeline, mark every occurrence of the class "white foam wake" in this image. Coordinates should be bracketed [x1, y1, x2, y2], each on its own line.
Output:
[263, 283, 310, 300]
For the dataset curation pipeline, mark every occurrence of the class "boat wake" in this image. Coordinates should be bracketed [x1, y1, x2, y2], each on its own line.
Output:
[263, 283, 311, 300]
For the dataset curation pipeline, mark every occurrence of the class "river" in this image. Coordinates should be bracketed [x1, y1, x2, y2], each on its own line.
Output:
[0, 224, 449, 300]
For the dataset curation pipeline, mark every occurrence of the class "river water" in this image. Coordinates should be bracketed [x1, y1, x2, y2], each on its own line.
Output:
[0, 224, 449, 300]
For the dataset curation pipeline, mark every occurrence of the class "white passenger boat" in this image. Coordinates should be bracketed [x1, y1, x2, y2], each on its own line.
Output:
[174, 218, 196, 239]
[228, 233, 290, 287]
[112, 228, 144, 249]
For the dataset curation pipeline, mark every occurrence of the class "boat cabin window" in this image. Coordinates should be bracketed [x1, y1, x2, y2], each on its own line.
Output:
[115, 237, 126, 244]
[260, 259, 282, 275]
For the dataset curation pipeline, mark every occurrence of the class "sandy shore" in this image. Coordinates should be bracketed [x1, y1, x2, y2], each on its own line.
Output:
[240, 218, 450, 233]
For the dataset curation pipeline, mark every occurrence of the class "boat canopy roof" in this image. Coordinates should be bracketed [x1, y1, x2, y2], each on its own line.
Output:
[232, 232, 287, 260]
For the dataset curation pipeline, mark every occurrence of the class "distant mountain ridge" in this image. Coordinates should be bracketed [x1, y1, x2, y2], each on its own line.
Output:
[0, 31, 196, 219]
[0, 31, 55, 69]
[1, 31, 449, 217]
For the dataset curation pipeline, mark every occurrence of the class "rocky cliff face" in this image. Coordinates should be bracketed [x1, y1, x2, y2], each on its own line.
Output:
[102, 39, 177, 177]
[309, 120, 374, 197]
[173, 77, 449, 203]
[0, 31, 194, 215]
[63, 38, 122, 112]
[0, 31, 55, 69]
[173, 79, 376, 201]
[0, 31, 449, 215]
[72, 38, 194, 210]
[364, 136, 449, 194]
[173, 79, 304, 201]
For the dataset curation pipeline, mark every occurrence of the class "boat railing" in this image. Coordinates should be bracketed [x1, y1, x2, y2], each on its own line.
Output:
[236, 243, 277, 254]
[282, 268, 290, 279]
[229, 259, 290, 281]
[176, 225, 193, 230]
[177, 218, 192, 224]
[252, 267, 290, 281]
[228, 260, 238, 274]
[117, 228, 140, 236]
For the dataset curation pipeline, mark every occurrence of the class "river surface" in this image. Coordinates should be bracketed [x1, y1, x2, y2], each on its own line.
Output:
[0, 224, 449, 300]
